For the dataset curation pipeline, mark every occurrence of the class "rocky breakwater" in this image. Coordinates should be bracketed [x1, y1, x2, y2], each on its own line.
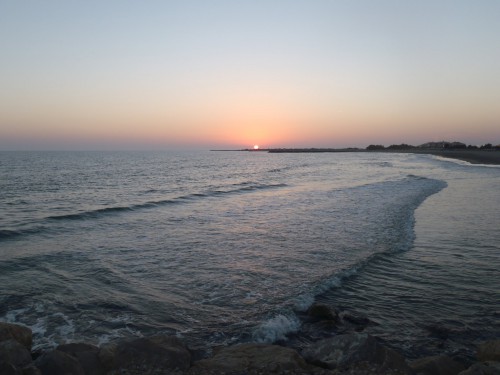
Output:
[1, 312, 500, 375]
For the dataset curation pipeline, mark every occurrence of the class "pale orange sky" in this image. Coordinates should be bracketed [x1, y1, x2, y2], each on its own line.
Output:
[1, 1, 499, 150]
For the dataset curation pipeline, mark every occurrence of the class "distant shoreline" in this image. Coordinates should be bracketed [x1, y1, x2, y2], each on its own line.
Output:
[401, 149, 500, 165]
[211, 148, 500, 165]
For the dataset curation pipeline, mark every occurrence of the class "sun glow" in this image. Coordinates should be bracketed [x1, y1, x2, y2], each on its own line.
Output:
[253, 145, 259, 150]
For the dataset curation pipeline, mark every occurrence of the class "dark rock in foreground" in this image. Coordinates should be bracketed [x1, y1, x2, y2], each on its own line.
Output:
[99, 335, 191, 374]
[191, 343, 312, 374]
[35, 349, 85, 375]
[0, 323, 40, 375]
[0, 323, 33, 351]
[1, 321, 499, 374]
[57, 343, 105, 375]
[307, 303, 340, 323]
[477, 340, 500, 362]
[0, 339, 33, 369]
[459, 361, 500, 375]
[302, 333, 412, 374]
[341, 310, 372, 327]
[410, 355, 465, 375]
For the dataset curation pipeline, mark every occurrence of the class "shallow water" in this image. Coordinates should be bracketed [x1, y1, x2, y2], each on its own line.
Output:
[316, 157, 500, 360]
[0, 151, 498, 358]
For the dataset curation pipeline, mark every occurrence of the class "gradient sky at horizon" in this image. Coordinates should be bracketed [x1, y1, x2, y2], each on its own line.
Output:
[1, 0, 499, 150]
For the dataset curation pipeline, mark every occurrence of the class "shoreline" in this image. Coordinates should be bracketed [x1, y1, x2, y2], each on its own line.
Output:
[388, 149, 500, 166]
[216, 148, 500, 166]
[1, 317, 499, 374]
[2, 151, 499, 374]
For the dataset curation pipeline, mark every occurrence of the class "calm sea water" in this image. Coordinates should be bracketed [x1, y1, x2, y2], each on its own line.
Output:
[0, 151, 499, 359]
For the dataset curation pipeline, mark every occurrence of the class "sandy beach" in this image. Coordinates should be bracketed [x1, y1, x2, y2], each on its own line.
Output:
[266, 148, 500, 165]
[407, 149, 500, 165]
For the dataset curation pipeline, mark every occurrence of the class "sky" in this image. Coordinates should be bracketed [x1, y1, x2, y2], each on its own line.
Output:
[1, 0, 499, 150]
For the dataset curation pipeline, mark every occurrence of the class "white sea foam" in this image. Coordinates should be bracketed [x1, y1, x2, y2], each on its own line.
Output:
[4, 308, 27, 323]
[432, 155, 500, 168]
[34, 303, 45, 313]
[31, 317, 47, 337]
[97, 325, 144, 346]
[293, 267, 359, 313]
[252, 313, 300, 343]
[293, 294, 314, 312]
[53, 312, 75, 337]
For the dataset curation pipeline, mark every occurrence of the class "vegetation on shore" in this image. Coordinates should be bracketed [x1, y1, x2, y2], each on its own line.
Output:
[233, 141, 500, 153]
[365, 142, 499, 151]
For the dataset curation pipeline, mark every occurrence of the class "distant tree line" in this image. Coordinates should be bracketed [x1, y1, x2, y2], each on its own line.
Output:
[366, 142, 500, 151]
[366, 143, 417, 150]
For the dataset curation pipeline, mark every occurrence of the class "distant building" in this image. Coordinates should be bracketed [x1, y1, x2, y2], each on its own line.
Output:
[419, 141, 448, 149]
[419, 141, 466, 149]
[449, 142, 467, 149]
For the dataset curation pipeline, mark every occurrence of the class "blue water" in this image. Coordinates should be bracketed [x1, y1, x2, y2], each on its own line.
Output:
[0, 151, 499, 360]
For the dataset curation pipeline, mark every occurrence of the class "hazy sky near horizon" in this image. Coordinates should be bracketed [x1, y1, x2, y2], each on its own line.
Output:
[1, 0, 499, 149]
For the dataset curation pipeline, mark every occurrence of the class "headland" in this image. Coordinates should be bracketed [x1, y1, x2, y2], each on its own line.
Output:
[214, 142, 500, 165]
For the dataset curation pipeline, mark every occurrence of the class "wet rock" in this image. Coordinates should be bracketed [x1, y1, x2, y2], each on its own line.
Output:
[99, 335, 191, 374]
[477, 340, 500, 362]
[0, 339, 33, 369]
[341, 310, 371, 326]
[57, 343, 105, 375]
[0, 323, 33, 350]
[0, 362, 40, 375]
[459, 361, 500, 375]
[301, 333, 411, 373]
[35, 349, 85, 375]
[410, 355, 465, 375]
[0, 361, 21, 375]
[192, 343, 310, 373]
[21, 366, 42, 375]
[425, 324, 452, 340]
[307, 303, 339, 323]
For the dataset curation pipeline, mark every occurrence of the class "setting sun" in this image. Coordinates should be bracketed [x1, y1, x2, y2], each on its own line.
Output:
[253, 145, 259, 150]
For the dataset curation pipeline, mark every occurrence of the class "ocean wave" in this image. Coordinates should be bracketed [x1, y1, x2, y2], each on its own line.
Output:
[45, 182, 287, 222]
[277, 250, 435, 344]
[431, 154, 500, 168]
[372, 174, 445, 191]
[0, 227, 47, 241]
[292, 251, 399, 314]
[0, 229, 24, 240]
[0, 183, 288, 239]
[252, 313, 301, 343]
[291, 176, 448, 314]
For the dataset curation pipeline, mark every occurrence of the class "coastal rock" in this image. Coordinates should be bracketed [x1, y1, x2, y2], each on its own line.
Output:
[57, 343, 105, 375]
[99, 335, 191, 374]
[301, 333, 411, 373]
[341, 311, 371, 327]
[0, 362, 40, 375]
[410, 355, 465, 375]
[459, 361, 500, 375]
[307, 303, 339, 323]
[34, 349, 85, 375]
[21, 366, 42, 375]
[0, 339, 33, 369]
[477, 340, 500, 362]
[425, 323, 452, 340]
[0, 361, 20, 375]
[0, 323, 33, 350]
[192, 343, 310, 373]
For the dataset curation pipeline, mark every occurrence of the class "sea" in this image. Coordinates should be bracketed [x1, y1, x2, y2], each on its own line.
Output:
[1, 151, 499, 361]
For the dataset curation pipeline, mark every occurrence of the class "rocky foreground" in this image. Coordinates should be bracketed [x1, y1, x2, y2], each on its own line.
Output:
[1, 315, 499, 375]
